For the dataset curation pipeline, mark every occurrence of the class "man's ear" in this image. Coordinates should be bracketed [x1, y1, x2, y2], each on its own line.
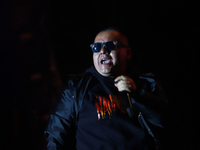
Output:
[126, 48, 132, 60]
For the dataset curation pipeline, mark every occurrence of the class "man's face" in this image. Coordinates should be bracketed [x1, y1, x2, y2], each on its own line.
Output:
[93, 31, 131, 77]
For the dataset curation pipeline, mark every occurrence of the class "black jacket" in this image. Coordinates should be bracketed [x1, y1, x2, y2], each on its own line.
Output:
[44, 68, 170, 150]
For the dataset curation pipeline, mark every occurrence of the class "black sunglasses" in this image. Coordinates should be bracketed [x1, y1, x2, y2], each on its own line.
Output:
[90, 41, 128, 53]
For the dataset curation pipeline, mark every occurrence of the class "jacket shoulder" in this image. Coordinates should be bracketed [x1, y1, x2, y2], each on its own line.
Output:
[50, 72, 92, 119]
[138, 72, 157, 93]
[66, 72, 93, 95]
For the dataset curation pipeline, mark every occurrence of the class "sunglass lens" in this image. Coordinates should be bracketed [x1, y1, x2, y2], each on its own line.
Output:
[92, 43, 102, 52]
[106, 41, 117, 50]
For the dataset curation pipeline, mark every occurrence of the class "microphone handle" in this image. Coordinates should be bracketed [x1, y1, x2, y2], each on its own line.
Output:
[120, 91, 136, 119]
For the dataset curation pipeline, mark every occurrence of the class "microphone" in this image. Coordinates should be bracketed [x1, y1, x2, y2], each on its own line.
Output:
[120, 91, 136, 119]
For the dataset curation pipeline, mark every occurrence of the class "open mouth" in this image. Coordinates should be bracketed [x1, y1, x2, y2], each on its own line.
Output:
[101, 58, 112, 64]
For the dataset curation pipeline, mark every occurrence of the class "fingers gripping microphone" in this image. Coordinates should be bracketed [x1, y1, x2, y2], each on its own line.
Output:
[120, 91, 136, 119]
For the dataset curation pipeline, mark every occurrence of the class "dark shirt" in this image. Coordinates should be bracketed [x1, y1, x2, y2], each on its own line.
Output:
[76, 66, 155, 150]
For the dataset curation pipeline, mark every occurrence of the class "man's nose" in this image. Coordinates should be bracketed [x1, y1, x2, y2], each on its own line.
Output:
[100, 45, 110, 54]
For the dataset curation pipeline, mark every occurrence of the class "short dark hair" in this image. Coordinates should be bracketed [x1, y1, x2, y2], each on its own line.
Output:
[98, 27, 129, 46]
[98, 27, 126, 37]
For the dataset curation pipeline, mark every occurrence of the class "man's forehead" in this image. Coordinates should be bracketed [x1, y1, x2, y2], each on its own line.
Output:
[94, 31, 122, 42]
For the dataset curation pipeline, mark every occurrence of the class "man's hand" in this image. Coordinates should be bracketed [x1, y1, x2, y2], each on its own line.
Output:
[114, 75, 137, 92]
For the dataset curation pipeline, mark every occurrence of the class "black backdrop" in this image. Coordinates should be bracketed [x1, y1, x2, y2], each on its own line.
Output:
[1, 0, 199, 149]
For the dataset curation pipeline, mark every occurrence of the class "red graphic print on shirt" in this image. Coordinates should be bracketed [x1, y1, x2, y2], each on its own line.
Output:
[95, 94, 125, 120]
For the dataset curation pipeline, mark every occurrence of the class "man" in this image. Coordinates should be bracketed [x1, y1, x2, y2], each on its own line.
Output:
[45, 28, 170, 150]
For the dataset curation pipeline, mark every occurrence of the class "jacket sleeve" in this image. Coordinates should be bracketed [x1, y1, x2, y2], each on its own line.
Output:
[44, 82, 78, 150]
[135, 76, 168, 111]
[131, 73, 171, 128]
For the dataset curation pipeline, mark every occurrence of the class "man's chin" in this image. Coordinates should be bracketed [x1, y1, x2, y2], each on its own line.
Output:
[98, 68, 116, 77]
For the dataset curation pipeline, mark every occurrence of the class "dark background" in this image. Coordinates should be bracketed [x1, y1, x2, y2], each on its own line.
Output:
[1, 0, 199, 149]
